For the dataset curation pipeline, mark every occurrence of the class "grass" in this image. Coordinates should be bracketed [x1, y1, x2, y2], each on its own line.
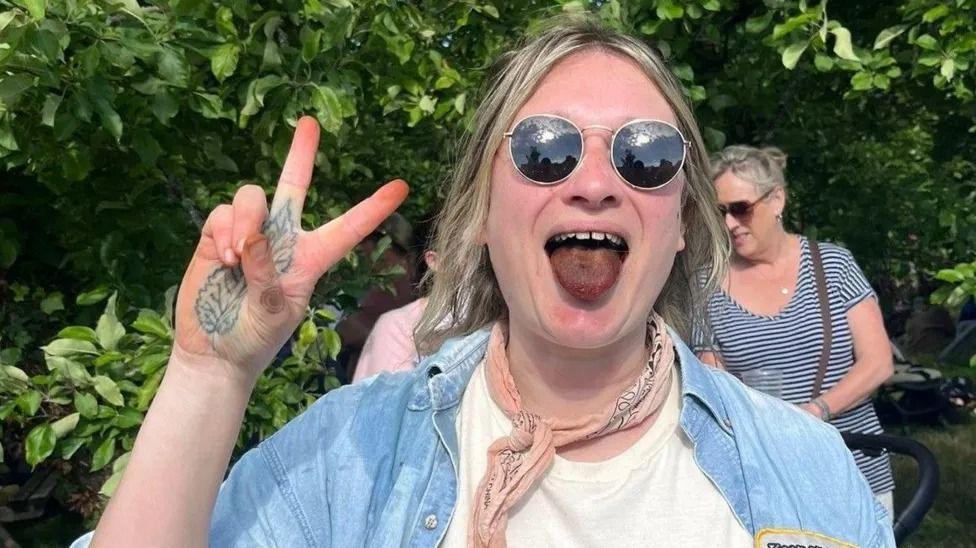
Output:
[893, 418, 976, 547]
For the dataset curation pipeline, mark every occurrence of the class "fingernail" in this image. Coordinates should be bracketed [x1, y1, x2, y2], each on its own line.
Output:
[236, 238, 246, 254]
[244, 234, 269, 261]
[223, 249, 236, 264]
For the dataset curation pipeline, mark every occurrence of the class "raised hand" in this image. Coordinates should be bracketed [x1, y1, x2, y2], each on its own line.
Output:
[172, 116, 408, 382]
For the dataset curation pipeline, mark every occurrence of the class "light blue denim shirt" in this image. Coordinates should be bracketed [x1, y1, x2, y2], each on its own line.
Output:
[73, 328, 894, 547]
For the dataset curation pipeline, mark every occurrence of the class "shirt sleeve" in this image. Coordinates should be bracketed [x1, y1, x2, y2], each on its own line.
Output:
[833, 248, 877, 311]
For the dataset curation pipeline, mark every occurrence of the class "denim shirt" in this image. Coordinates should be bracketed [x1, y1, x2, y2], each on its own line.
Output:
[73, 328, 894, 547]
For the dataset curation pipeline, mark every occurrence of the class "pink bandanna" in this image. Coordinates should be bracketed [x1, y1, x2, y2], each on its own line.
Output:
[469, 314, 676, 547]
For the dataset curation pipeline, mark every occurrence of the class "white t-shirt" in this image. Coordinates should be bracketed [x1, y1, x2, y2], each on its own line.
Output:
[441, 360, 753, 547]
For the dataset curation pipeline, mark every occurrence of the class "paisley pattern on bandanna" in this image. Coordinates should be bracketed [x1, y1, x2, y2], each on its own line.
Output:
[469, 314, 676, 547]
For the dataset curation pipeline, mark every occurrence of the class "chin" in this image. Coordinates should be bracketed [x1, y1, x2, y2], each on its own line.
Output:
[536, 288, 645, 350]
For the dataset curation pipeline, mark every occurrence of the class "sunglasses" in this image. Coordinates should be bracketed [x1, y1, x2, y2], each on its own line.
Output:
[717, 188, 775, 219]
[503, 114, 690, 190]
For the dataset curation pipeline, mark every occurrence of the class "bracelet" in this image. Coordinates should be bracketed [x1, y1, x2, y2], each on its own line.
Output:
[810, 397, 832, 421]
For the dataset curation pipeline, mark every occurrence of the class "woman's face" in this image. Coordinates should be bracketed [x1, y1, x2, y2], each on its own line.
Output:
[483, 50, 686, 351]
[714, 170, 783, 260]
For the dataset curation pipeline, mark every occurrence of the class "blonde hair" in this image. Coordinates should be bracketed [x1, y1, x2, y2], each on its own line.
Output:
[711, 145, 788, 195]
[415, 16, 729, 353]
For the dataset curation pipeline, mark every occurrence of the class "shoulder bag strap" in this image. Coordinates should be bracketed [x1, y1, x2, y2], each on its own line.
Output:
[808, 238, 832, 398]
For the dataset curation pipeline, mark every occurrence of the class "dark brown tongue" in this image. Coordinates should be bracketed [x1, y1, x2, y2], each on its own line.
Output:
[550, 246, 622, 302]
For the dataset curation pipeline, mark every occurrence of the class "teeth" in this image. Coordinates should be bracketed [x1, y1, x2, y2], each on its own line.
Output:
[551, 231, 626, 247]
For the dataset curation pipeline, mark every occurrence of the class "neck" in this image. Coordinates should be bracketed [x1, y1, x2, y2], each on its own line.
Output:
[738, 229, 793, 267]
[504, 320, 649, 420]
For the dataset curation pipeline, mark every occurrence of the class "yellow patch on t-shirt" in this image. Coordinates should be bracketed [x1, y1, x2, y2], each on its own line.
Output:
[755, 528, 856, 548]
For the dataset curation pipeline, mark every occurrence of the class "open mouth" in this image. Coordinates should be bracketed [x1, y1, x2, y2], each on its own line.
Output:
[544, 231, 629, 302]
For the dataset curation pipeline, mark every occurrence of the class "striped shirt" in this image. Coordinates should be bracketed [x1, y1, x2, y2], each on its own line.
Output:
[693, 237, 894, 495]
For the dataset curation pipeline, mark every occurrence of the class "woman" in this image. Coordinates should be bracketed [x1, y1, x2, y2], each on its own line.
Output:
[696, 145, 896, 515]
[77, 19, 893, 547]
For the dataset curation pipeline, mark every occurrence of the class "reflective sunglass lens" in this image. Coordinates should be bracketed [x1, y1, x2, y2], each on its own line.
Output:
[612, 121, 685, 189]
[510, 116, 582, 184]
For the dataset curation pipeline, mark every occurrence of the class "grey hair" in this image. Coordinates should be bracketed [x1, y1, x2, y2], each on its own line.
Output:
[414, 16, 729, 354]
[711, 145, 789, 195]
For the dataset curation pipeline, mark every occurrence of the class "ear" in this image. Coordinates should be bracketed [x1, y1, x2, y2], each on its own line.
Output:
[773, 187, 787, 217]
[676, 207, 686, 252]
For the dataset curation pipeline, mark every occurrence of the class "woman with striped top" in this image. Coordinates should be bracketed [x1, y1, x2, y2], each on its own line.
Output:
[695, 145, 896, 515]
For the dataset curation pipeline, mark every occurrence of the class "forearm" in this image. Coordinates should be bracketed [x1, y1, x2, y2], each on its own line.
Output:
[819, 357, 893, 416]
[92, 352, 256, 547]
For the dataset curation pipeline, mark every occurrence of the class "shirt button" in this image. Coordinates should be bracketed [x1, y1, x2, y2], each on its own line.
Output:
[424, 514, 438, 530]
[723, 418, 733, 429]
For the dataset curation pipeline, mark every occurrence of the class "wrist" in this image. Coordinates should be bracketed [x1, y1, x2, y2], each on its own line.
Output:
[809, 396, 832, 421]
[167, 345, 259, 397]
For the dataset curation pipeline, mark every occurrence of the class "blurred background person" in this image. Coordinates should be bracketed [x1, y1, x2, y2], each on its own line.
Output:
[694, 145, 896, 516]
[352, 249, 438, 381]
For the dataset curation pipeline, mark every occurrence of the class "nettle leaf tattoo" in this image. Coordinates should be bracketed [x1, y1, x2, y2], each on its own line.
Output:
[195, 200, 298, 336]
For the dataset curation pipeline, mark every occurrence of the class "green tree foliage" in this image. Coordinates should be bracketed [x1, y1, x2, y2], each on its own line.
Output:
[0, 0, 973, 519]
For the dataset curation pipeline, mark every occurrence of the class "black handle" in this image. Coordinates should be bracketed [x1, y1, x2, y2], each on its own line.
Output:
[841, 432, 939, 544]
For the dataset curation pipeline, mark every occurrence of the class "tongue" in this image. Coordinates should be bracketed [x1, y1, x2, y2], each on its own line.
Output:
[549, 246, 623, 302]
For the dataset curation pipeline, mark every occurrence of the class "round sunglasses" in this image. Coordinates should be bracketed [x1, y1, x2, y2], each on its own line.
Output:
[503, 114, 690, 190]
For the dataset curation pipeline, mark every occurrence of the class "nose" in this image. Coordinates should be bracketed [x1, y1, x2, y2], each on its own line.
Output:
[723, 211, 739, 232]
[562, 132, 621, 210]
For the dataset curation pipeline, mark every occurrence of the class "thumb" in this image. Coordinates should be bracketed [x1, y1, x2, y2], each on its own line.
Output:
[241, 235, 286, 315]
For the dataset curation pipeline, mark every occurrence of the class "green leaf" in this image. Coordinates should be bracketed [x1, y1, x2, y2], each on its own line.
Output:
[52, 412, 80, 438]
[781, 41, 808, 70]
[311, 84, 342, 134]
[41, 94, 62, 127]
[90, 436, 116, 472]
[113, 408, 143, 429]
[0, 74, 33, 107]
[132, 309, 170, 338]
[25, 424, 56, 467]
[830, 27, 859, 62]
[16, 390, 42, 415]
[745, 13, 773, 34]
[60, 437, 85, 459]
[56, 326, 98, 343]
[915, 35, 939, 51]
[941, 58, 956, 81]
[100, 469, 124, 497]
[851, 71, 873, 90]
[157, 49, 189, 86]
[40, 292, 64, 314]
[240, 75, 287, 118]
[151, 92, 179, 124]
[873, 25, 906, 50]
[936, 269, 965, 283]
[93, 96, 123, 139]
[96, 293, 125, 350]
[322, 328, 341, 359]
[76, 286, 112, 306]
[136, 368, 164, 410]
[43, 338, 98, 356]
[75, 391, 98, 418]
[23, 0, 45, 20]
[0, 11, 17, 33]
[298, 319, 317, 348]
[922, 5, 950, 23]
[93, 375, 125, 406]
[134, 352, 169, 376]
[210, 43, 240, 83]
[813, 53, 834, 72]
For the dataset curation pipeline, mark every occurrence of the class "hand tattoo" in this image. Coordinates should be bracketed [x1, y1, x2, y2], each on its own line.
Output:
[194, 200, 298, 336]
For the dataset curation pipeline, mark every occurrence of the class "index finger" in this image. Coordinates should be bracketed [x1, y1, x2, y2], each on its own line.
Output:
[269, 116, 321, 225]
[305, 180, 410, 279]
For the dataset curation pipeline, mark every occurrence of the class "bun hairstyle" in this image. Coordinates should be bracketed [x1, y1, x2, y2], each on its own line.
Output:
[711, 145, 788, 194]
